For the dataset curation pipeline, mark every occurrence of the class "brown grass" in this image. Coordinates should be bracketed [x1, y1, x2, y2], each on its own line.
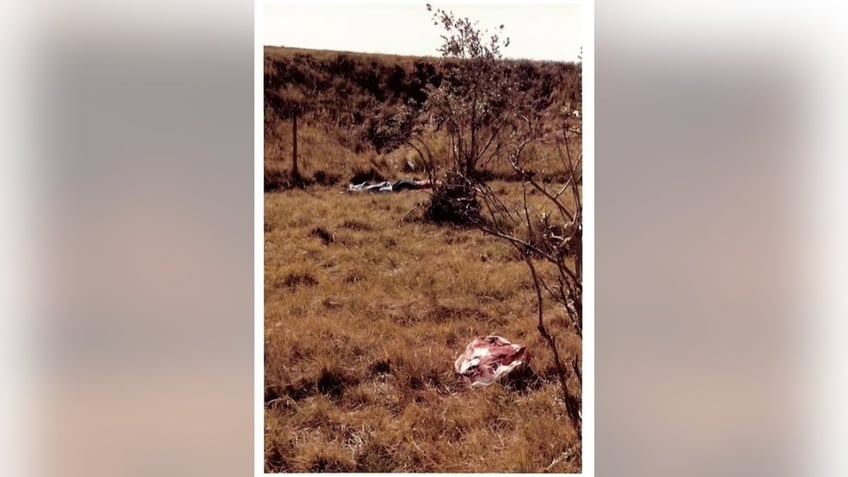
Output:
[265, 185, 581, 472]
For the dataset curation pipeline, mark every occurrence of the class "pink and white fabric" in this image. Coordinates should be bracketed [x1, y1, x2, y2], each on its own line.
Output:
[454, 335, 529, 387]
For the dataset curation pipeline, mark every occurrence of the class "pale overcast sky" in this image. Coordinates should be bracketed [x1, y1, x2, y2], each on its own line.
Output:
[264, 1, 583, 62]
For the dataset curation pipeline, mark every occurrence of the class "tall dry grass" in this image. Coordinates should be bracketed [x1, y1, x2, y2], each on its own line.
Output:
[265, 185, 581, 472]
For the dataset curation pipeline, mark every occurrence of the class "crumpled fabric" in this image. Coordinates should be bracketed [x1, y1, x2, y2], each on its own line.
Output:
[345, 178, 436, 194]
[347, 181, 393, 193]
[454, 335, 529, 387]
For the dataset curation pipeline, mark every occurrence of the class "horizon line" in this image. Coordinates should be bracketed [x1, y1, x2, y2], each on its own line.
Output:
[264, 44, 582, 64]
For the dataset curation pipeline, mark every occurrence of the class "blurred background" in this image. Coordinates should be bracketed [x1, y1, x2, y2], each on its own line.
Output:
[1, 0, 847, 476]
[1, 0, 255, 476]
[596, 1, 848, 476]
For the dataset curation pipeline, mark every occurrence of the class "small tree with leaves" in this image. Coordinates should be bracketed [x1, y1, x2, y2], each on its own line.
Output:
[422, 4, 584, 439]
[416, 4, 524, 223]
[424, 4, 514, 178]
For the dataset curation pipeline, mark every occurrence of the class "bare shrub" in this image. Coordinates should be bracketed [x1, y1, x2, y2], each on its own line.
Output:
[424, 173, 480, 225]
[474, 117, 583, 434]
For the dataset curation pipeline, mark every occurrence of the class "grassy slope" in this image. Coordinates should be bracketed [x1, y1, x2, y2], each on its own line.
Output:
[264, 46, 582, 189]
[265, 185, 581, 472]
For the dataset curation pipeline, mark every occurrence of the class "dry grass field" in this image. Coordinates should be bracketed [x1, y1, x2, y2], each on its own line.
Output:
[264, 185, 581, 472]
[264, 41, 582, 472]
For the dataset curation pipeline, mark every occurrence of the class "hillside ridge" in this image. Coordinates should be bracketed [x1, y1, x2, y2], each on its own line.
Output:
[264, 45, 581, 190]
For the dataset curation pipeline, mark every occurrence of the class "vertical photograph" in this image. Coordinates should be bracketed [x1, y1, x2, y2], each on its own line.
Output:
[263, 1, 585, 472]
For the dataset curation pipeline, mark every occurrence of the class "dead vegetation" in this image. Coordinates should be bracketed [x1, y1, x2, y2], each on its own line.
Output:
[265, 186, 581, 472]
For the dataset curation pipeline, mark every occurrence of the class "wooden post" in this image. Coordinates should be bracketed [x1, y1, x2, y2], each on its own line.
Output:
[292, 111, 300, 182]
